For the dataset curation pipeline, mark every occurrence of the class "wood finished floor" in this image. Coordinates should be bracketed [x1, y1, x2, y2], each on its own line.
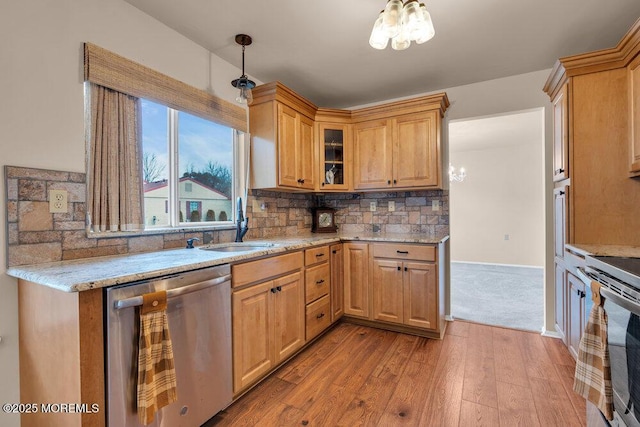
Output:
[207, 321, 585, 426]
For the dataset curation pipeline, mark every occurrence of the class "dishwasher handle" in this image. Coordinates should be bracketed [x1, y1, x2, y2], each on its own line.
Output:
[114, 274, 231, 310]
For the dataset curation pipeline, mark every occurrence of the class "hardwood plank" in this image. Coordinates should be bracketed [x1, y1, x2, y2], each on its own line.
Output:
[542, 334, 576, 367]
[529, 377, 583, 427]
[458, 400, 500, 427]
[519, 329, 560, 381]
[419, 334, 467, 427]
[296, 384, 356, 426]
[446, 319, 470, 337]
[372, 333, 418, 380]
[496, 381, 541, 426]
[377, 360, 435, 425]
[337, 376, 397, 426]
[252, 403, 306, 426]
[493, 327, 530, 388]
[462, 323, 497, 409]
[407, 335, 443, 365]
[276, 322, 357, 384]
[555, 363, 587, 426]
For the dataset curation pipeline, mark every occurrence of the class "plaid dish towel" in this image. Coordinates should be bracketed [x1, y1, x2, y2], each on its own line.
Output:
[137, 290, 178, 425]
[573, 281, 613, 420]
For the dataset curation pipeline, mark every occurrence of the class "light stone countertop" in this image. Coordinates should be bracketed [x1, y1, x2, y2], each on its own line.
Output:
[566, 243, 640, 258]
[6, 232, 449, 293]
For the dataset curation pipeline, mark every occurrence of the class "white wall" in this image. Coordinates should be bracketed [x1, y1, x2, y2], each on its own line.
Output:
[0, 1, 251, 425]
[450, 139, 545, 266]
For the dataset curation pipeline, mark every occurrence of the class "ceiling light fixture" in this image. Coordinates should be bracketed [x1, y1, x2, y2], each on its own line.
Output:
[231, 34, 256, 105]
[369, 0, 435, 50]
[449, 164, 466, 182]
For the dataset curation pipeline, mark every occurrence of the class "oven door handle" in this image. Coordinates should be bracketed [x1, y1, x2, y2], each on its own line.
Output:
[598, 286, 640, 316]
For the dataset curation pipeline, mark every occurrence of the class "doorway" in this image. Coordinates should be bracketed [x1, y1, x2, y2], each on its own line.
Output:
[448, 108, 545, 332]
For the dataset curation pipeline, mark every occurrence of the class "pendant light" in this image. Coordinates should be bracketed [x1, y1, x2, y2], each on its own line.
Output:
[369, 0, 435, 50]
[230, 34, 256, 105]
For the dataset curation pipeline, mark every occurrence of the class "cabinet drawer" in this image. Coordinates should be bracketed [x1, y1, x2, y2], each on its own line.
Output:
[372, 243, 435, 261]
[232, 252, 303, 288]
[306, 295, 331, 341]
[305, 263, 330, 304]
[305, 246, 330, 266]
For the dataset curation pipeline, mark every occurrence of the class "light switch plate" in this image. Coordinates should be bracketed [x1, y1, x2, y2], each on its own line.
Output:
[431, 200, 440, 211]
[49, 190, 68, 213]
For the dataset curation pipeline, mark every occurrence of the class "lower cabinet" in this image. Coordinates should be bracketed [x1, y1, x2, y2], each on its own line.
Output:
[304, 245, 331, 341]
[343, 242, 370, 318]
[371, 244, 440, 331]
[567, 271, 586, 360]
[232, 255, 305, 394]
[330, 243, 344, 322]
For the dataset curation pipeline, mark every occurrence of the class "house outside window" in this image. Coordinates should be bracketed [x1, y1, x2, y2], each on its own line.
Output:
[141, 99, 237, 227]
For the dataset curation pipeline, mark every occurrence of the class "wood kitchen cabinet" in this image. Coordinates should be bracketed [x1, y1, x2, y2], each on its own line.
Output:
[232, 252, 305, 394]
[316, 109, 352, 191]
[552, 82, 570, 182]
[250, 82, 316, 191]
[343, 242, 370, 318]
[567, 271, 586, 360]
[371, 243, 439, 331]
[630, 55, 640, 176]
[304, 245, 331, 340]
[330, 243, 344, 322]
[353, 111, 441, 190]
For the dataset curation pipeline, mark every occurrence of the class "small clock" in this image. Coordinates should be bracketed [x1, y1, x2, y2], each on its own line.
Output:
[311, 208, 337, 233]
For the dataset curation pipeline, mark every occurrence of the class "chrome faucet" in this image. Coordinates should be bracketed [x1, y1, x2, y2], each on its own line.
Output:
[235, 197, 249, 242]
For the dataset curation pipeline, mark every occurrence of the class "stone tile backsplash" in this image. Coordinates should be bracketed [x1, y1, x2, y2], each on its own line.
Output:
[4, 166, 448, 267]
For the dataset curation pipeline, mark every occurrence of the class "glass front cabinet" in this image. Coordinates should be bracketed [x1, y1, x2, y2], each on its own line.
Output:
[317, 122, 350, 191]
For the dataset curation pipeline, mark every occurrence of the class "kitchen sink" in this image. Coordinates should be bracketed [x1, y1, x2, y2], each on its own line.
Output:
[200, 243, 276, 253]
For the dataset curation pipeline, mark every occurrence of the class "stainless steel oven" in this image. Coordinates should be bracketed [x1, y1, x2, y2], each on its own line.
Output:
[579, 255, 640, 427]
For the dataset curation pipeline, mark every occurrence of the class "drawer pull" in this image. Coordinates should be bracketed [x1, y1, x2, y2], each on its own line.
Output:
[397, 266, 401, 271]
[316, 313, 325, 319]
[315, 253, 325, 258]
[332, 250, 337, 254]
[276, 286, 282, 292]
[271, 288, 277, 294]
[396, 250, 409, 254]
[316, 279, 325, 285]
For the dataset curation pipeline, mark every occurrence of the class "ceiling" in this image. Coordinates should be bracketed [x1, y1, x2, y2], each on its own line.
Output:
[125, 0, 640, 108]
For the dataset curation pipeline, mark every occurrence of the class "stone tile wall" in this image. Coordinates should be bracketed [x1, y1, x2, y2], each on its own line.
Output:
[5, 166, 449, 267]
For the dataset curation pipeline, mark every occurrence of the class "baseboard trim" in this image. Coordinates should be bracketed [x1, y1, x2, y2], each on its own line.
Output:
[541, 329, 562, 339]
[451, 260, 543, 270]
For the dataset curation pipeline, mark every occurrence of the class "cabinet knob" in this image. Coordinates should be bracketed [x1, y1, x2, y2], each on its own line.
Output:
[316, 313, 325, 319]
[321, 182, 325, 186]
[555, 168, 565, 174]
[276, 286, 282, 292]
[387, 180, 391, 185]
[393, 179, 397, 184]
[332, 250, 337, 254]
[559, 191, 565, 195]
[271, 288, 277, 293]
[397, 266, 401, 271]
[404, 266, 408, 272]
[316, 279, 325, 285]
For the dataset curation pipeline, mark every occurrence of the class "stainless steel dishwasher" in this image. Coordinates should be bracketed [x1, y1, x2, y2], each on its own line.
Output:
[105, 265, 232, 427]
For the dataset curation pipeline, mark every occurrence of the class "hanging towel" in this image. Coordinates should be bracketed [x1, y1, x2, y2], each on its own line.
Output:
[137, 290, 178, 425]
[573, 281, 613, 420]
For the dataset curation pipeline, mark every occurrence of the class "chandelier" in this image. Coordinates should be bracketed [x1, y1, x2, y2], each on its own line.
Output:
[369, 0, 435, 50]
[449, 164, 466, 182]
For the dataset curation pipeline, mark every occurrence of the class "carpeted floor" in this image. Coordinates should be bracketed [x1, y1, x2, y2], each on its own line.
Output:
[451, 262, 544, 332]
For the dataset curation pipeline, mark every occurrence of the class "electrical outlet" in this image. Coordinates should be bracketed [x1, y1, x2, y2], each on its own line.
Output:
[49, 190, 68, 213]
[252, 199, 265, 212]
[431, 200, 440, 211]
[388, 201, 395, 212]
[369, 201, 377, 212]
[504, 234, 510, 241]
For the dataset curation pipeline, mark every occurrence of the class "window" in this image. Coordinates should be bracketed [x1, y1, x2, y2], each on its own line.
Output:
[141, 99, 238, 228]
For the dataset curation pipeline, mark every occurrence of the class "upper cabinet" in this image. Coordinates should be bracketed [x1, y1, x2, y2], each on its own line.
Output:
[352, 94, 448, 191]
[630, 56, 640, 176]
[250, 82, 316, 191]
[315, 109, 352, 191]
[552, 82, 570, 182]
[249, 82, 449, 192]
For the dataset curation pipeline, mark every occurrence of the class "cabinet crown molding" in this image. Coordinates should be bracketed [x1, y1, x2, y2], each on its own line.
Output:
[544, 17, 640, 98]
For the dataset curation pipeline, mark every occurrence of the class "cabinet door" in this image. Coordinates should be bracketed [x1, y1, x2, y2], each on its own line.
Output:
[372, 259, 403, 324]
[318, 123, 350, 191]
[330, 244, 344, 322]
[403, 262, 438, 329]
[343, 242, 370, 318]
[630, 59, 640, 175]
[273, 271, 305, 363]
[232, 281, 274, 393]
[553, 185, 569, 258]
[298, 114, 315, 190]
[553, 83, 569, 181]
[554, 260, 567, 344]
[394, 111, 439, 188]
[277, 103, 300, 188]
[567, 271, 585, 360]
[353, 120, 393, 190]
